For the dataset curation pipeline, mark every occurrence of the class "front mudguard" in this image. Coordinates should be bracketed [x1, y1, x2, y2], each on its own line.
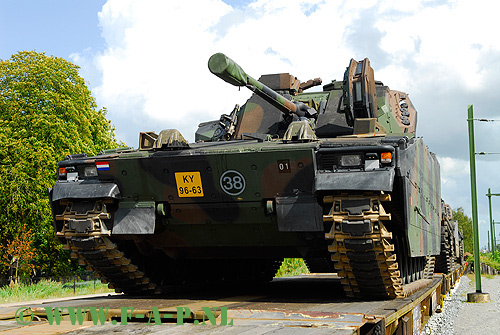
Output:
[314, 169, 395, 192]
[49, 181, 121, 238]
[50, 181, 155, 235]
[51, 181, 121, 201]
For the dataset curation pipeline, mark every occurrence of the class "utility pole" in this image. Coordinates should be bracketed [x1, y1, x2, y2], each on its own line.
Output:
[488, 232, 490, 253]
[486, 188, 499, 260]
[467, 105, 490, 302]
[493, 221, 500, 252]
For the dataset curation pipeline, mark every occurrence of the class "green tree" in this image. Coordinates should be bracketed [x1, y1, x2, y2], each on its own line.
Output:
[1, 225, 36, 282]
[0, 51, 119, 277]
[452, 207, 473, 254]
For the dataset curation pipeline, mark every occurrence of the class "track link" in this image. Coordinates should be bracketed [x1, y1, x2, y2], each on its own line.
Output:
[56, 200, 160, 295]
[424, 256, 435, 279]
[324, 193, 404, 298]
[435, 227, 453, 274]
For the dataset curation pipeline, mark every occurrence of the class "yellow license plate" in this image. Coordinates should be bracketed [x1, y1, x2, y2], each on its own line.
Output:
[175, 171, 204, 197]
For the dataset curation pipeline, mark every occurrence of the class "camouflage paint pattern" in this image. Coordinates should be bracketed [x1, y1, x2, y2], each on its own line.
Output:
[398, 138, 441, 256]
[259, 73, 301, 93]
[209, 53, 299, 116]
[50, 53, 443, 296]
[376, 89, 416, 137]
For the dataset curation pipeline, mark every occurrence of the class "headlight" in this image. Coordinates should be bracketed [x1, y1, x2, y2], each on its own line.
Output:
[339, 154, 362, 167]
[84, 166, 98, 177]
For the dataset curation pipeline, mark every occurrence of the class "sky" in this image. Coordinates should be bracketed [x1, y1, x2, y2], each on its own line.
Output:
[2, 0, 500, 250]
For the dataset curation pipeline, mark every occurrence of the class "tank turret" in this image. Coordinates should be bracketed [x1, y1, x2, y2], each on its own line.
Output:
[208, 53, 317, 120]
[204, 53, 415, 142]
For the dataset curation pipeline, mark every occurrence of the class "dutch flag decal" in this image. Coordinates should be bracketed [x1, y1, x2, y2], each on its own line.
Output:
[96, 161, 110, 171]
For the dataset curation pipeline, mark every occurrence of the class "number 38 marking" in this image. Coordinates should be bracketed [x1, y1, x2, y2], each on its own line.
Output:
[220, 170, 246, 196]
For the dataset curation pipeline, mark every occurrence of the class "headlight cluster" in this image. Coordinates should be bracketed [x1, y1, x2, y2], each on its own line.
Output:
[57, 165, 99, 180]
[338, 152, 392, 168]
[319, 151, 393, 171]
[58, 166, 77, 181]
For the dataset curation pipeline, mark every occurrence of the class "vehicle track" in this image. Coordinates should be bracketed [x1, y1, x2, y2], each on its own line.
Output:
[57, 200, 159, 294]
[324, 192, 432, 299]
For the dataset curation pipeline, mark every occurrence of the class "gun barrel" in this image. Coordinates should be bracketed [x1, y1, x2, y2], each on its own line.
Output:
[208, 53, 297, 115]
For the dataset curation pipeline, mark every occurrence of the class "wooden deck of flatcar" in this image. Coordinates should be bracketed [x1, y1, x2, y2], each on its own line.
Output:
[0, 264, 466, 334]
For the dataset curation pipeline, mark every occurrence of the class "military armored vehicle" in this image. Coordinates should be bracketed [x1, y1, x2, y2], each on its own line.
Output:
[49, 53, 443, 299]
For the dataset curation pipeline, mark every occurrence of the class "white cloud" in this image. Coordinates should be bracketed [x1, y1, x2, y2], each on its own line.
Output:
[438, 156, 469, 179]
[93, 0, 240, 143]
[376, 0, 500, 91]
[437, 155, 500, 247]
[68, 0, 500, 250]
[87, 0, 365, 143]
[80, 0, 500, 146]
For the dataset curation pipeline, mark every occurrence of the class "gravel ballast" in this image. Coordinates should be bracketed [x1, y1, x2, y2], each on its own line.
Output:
[422, 274, 500, 334]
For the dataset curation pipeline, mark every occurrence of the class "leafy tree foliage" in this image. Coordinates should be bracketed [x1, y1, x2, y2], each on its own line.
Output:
[0, 51, 119, 278]
[1, 225, 36, 282]
[452, 207, 474, 254]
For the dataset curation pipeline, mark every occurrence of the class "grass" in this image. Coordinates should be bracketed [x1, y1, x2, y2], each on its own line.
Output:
[0, 258, 320, 302]
[480, 253, 500, 272]
[466, 273, 496, 280]
[0, 279, 113, 304]
[274, 258, 310, 277]
[466, 271, 498, 290]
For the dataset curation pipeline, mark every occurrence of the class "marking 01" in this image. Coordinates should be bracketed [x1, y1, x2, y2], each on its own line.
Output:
[277, 159, 291, 173]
